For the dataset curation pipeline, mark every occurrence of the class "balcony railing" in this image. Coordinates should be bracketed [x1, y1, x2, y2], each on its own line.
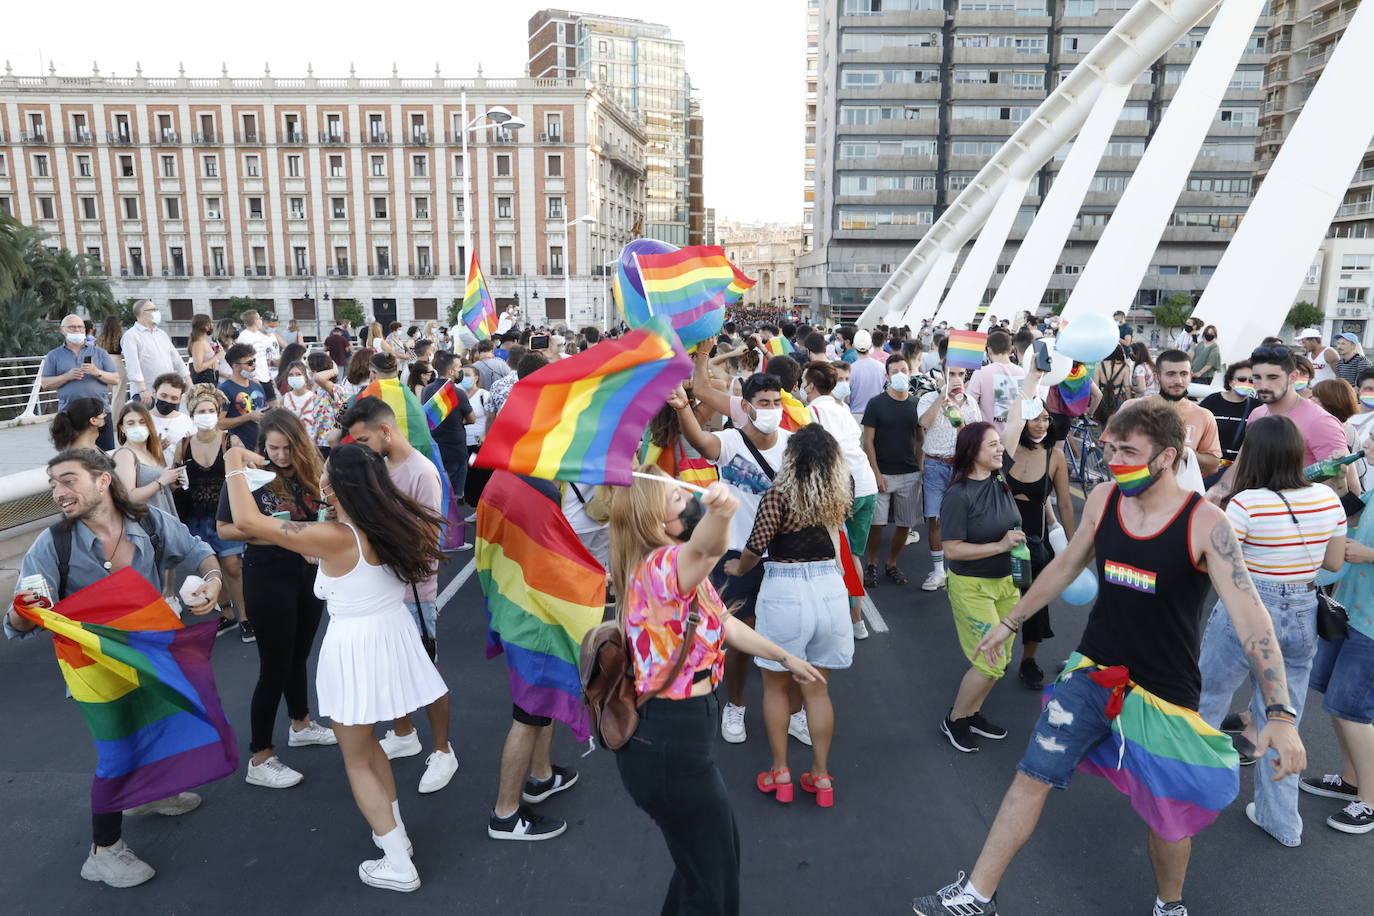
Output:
[327, 266, 352, 277]
[1305, 48, 1332, 72]
[237, 132, 261, 144]
[408, 130, 431, 145]
[413, 267, 435, 278]
[1351, 167, 1374, 185]
[1336, 199, 1374, 218]
[156, 130, 179, 144]
[20, 130, 48, 144]
[320, 131, 348, 144]
[69, 128, 94, 144]
[193, 131, 220, 145]
[1310, 9, 1357, 40]
[203, 267, 231, 277]
[368, 264, 395, 276]
[246, 266, 272, 277]
[107, 131, 135, 145]
[281, 131, 307, 145]
[365, 131, 390, 145]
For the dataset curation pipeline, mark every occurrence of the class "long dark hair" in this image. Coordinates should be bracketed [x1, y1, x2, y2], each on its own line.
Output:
[1232, 416, 1306, 493]
[326, 443, 444, 585]
[50, 397, 106, 450]
[951, 421, 998, 486]
[647, 401, 682, 449]
[275, 343, 308, 393]
[257, 408, 323, 503]
[48, 447, 149, 525]
[97, 317, 124, 354]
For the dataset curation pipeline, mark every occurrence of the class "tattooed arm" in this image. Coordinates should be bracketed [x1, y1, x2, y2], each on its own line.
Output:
[222, 447, 352, 559]
[1195, 503, 1307, 780]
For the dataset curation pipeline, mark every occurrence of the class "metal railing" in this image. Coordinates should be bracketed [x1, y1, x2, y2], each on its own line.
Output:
[0, 355, 60, 428]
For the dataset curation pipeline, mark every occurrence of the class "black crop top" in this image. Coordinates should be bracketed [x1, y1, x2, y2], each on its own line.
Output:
[745, 487, 836, 562]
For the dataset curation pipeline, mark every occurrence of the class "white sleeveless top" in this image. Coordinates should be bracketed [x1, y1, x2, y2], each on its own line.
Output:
[313, 522, 407, 616]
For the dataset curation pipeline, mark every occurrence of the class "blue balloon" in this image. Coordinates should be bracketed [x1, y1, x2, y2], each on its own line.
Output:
[1059, 568, 1099, 606]
[1055, 312, 1121, 364]
[1316, 565, 1348, 587]
[614, 239, 678, 322]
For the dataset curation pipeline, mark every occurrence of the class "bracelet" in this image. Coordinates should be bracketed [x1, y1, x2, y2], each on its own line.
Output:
[1001, 618, 1019, 633]
[202, 570, 223, 581]
[225, 468, 248, 480]
[1266, 711, 1297, 726]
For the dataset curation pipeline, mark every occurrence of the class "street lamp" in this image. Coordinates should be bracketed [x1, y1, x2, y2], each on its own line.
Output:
[564, 214, 597, 328]
[459, 92, 526, 306]
[302, 276, 330, 343]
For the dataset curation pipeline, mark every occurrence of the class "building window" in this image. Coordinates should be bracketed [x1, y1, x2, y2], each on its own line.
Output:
[0, 197, 10, 215]
[212, 247, 226, 274]
[205, 197, 222, 219]
[160, 155, 176, 178]
[371, 154, 386, 177]
[326, 115, 342, 140]
[329, 155, 344, 177]
[334, 246, 350, 273]
[80, 196, 97, 219]
[164, 197, 181, 220]
[283, 115, 302, 141]
[294, 246, 308, 274]
[38, 197, 55, 219]
[550, 245, 564, 274]
[202, 155, 219, 178]
[497, 196, 513, 218]
[452, 153, 464, 177]
[411, 154, 428, 177]
[33, 154, 50, 178]
[247, 197, 264, 219]
[498, 245, 514, 274]
[241, 114, 258, 142]
[369, 115, 385, 141]
[454, 196, 465, 217]
[414, 197, 430, 219]
[495, 154, 512, 177]
[0, 153, 7, 176]
[123, 197, 139, 219]
[244, 155, 261, 177]
[373, 197, 389, 218]
[547, 196, 564, 219]
[286, 155, 302, 177]
[331, 197, 347, 218]
[289, 197, 305, 219]
[86, 245, 102, 264]
[375, 247, 391, 273]
[546, 153, 563, 177]
[252, 246, 267, 273]
[170, 247, 185, 275]
[416, 246, 432, 274]
[1337, 287, 1368, 303]
[544, 113, 563, 141]
[119, 155, 135, 178]
[129, 247, 144, 275]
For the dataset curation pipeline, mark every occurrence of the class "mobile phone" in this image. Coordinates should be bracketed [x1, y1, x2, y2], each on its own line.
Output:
[530, 334, 550, 350]
[272, 510, 292, 520]
[1033, 339, 1052, 373]
[83, 355, 94, 365]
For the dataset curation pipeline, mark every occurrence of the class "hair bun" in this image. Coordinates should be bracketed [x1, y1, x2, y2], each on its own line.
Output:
[370, 352, 398, 374]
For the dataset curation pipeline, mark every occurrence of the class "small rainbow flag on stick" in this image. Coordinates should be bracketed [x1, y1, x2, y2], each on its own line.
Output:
[631, 246, 756, 351]
[474, 316, 692, 486]
[422, 378, 464, 431]
[13, 568, 238, 813]
[462, 252, 499, 341]
[945, 329, 988, 372]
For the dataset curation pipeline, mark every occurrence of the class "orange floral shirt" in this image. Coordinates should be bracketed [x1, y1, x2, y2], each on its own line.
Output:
[625, 545, 728, 699]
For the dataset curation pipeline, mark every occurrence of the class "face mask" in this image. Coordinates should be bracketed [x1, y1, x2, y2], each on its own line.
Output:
[1028, 432, 1048, 444]
[1361, 394, 1374, 410]
[832, 381, 851, 401]
[888, 372, 911, 393]
[672, 496, 705, 542]
[1108, 450, 1164, 498]
[1231, 384, 1255, 399]
[66, 332, 86, 345]
[751, 407, 783, 435]
[460, 376, 475, 390]
[287, 376, 306, 391]
[153, 400, 178, 416]
[240, 467, 279, 491]
[1203, 333, 1216, 341]
[193, 413, 219, 431]
[123, 424, 150, 443]
[146, 310, 162, 325]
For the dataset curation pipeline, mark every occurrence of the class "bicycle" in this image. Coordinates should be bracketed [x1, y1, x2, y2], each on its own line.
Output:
[1063, 416, 1111, 495]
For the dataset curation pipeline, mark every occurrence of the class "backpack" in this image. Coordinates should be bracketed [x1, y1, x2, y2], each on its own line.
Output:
[49, 512, 166, 601]
[579, 600, 701, 751]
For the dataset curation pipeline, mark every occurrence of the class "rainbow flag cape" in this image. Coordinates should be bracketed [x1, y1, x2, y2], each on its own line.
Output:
[781, 389, 812, 432]
[423, 378, 463, 431]
[474, 316, 692, 486]
[1057, 362, 1094, 415]
[1048, 653, 1239, 842]
[462, 252, 499, 341]
[476, 471, 606, 739]
[639, 432, 720, 487]
[13, 568, 237, 813]
[946, 329, 988, 372]
[766, 336, 794, 356]
[625, 246, 756, 351]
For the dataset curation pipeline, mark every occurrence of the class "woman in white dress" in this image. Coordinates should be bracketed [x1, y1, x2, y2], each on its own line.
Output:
[223, 442, 446, 894]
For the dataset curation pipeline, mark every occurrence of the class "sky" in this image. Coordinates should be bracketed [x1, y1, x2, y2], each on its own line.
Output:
[2, 0, 807, 225]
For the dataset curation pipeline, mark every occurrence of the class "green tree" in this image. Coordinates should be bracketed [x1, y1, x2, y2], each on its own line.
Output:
[447, 297, 462, 328]
[333, 298, 365, 328]
[1285, 300, 1324, 332]
[1153, 293, 1194, 333]
[0, 209, 30, 299]
[219, 296, 261, 323]
[0, 289, 61, 359]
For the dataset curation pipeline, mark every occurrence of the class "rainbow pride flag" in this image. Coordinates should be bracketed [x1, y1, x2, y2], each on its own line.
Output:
[474, 316, 692, 486]
[462, 252, 499, 341]
[423, 378, 463, 431]
[1049, 654, 1238, 841]
[781, 389, 812, 432]
[476, 471, 606, 739]
[629, 246, 756, 350]
[766, 335, 794, 356]
[639, 433, 720, 487]
[946, 329, 988, 372]
[1057, 362, 1094, 415]
[13, 568, 237, 813]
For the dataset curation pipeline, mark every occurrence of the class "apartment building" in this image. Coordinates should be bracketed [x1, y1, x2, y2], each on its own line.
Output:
[720, 221, 806, 309]
[801, 0, 1271, 323]
[0, 65, 645, 332]
[528, 8, 703, 246]
[803, 0, 821, 254]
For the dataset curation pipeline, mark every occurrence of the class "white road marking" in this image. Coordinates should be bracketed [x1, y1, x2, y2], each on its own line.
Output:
[861, 595, 889, 634]
[437, 559, 476, 611]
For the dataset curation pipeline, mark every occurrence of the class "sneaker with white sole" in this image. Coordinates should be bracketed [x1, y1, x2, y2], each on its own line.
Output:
[358, 856, 420, 892]
[288, 720, 338, 747]
[853, 619, 870, 640]
[721, 703, 747, 744]
[1152, 900, 1188, 916]
[911, 872, 998, 914]
[246, 756, 304, 789]
[1246, 801, 1300, 847]
[921, 571, 947, 592]
[488, 805, 567, 841]
[906, 529, 922, 545]
[522, 764, 579, 804]
[1327, 800, 1374, 834]
[379, 729, 423, 760]
[81, 840, 155, 888]
[789, 710, 813, 747]
[1300, 773, 1359, 800]
[239, 620, 256, 643]
[124, 792, 201, 816]
[418, 746, 459, 794]
[372, 830, 414, 857]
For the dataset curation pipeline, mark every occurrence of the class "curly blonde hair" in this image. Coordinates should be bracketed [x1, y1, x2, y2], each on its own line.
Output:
[774, 424, 851, 530]
[186, 383, 227, 415]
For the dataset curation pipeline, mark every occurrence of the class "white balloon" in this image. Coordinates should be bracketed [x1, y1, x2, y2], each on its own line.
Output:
[1041, 347, 1074, 386]
[1055, 312, 1120, 363]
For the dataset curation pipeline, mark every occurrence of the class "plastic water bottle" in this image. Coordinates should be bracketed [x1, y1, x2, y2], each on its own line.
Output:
[1010, 528, 1032, 590]
[17, 574, 52, 609]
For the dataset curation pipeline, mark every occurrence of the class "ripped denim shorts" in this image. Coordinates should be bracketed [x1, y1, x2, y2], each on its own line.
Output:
[1017, 665, 1118, 790]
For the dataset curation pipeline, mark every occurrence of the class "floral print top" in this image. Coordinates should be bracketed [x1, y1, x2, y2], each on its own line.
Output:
[625, 545, 728, 699]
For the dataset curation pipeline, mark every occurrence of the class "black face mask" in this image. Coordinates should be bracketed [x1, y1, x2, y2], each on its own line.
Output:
[673, 496, 705, 542]
[154, 400, 178, 416]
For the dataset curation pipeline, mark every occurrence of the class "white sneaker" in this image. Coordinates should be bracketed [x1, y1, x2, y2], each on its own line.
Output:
[721, 703, 747, 744]
[922, 571, 947, 592]
[853, 619, 870, 640]
[124, 792, 201, 816]
[288, 720, 338, 747]
[81, 839, 155, 888]
[418, 746, 459, 793]
[372, 831, 414, 857]
[246, 756, 304, 789]
[906, 529, 922, 545]
[789, 710, 813, 746]
[379, 729, 423, 760]
[358, 856, 420, 893]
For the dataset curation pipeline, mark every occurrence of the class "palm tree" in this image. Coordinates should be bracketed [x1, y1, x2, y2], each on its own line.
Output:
[0, 209, 29, 300]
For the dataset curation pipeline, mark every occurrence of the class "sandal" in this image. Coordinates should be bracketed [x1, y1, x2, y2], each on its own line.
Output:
[1220, 712, 1248, 735]
[800, 772, 835, 808]
[885, 565, 909, 586]
[756, 768, 793, 803]
[1232, 733, 1257, 767]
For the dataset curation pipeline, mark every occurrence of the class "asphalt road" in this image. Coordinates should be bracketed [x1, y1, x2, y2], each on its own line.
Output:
[0, 537, 1366, 915]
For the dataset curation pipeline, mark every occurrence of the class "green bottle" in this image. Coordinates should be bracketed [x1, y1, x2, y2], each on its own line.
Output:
[945, 404, 964, 428]
[1303, 452, 1362, 482]
[1010, 527, 1032, 590]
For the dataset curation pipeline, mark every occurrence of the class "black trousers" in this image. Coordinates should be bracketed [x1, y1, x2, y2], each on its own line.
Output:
[615, 694, 741, 916]
[243, 550, 324, 753]
[92, 811, 122, 846]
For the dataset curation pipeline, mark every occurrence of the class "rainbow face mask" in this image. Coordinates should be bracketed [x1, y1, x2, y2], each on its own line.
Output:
[1361, 394, 1374, 410]
[1108, 450, 1163, 497]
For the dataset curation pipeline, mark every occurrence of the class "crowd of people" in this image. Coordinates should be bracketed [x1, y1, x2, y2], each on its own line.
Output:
[8, 300, 1374, 915]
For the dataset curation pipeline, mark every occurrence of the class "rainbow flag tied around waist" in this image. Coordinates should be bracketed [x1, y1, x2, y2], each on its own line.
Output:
[473, 316, 692, 486]
[1045, 653, 1239, 842]
[1056, 362, 1094, 415]
[13, 568, 238, 813]
[624, 246, 756, 351]
[476, 472, 606, 740]
[462, 252, 499, 341]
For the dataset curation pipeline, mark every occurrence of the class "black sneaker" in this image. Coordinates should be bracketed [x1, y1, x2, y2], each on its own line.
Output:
[1327, 801, 1374, 835]
[968, 712, 1007, 740]
[885, 565, 909, 586]
[940, 715, 979, 753]
[1018, 658, 1045, 691]
[1301, 773, 1360, 800]
[487, 805, 567, 841]
[239, 620, 256, 644]
[863, 563, 879, 589]
[912, 872, 998, 915]
[215, 616, 239, 638]
[522, 764, 579, 804]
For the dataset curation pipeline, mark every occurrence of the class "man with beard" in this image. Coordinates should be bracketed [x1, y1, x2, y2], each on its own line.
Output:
[1121, 349, 1221, 482]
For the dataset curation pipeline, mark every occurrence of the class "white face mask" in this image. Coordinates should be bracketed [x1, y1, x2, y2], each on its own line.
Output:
[832, 381, 851, 401]
[193, 413, 219, 431]
[123, 424, 150, 444]
[287, 376, 306, 391]
[66, 332, 86, 345]
[240, 467, 279, 491]
[751, 407, 783, 435]
[146, 310, 162, 325]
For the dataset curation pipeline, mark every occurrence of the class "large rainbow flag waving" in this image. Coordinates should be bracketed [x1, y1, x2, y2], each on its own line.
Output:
[474, 316, 692, 486]
[13, 568, 238, 813]
[623, 246, 756, 351]
[476, 472, 606, 739]
[462, 252, 499, 341]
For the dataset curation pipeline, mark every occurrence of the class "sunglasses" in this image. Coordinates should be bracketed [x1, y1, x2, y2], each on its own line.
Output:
[239, 361, 257, 368]
[1250, 345, 1291, 361]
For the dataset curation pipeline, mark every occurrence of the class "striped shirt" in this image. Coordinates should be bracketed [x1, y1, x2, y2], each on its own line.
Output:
[1227, 485, 1346, 582]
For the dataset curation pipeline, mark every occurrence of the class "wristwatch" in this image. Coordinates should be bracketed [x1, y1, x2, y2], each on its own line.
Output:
[1265, 703, 1298, 720]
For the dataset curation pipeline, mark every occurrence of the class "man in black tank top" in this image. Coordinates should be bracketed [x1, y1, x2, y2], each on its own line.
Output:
[912, 401, 1308, 916]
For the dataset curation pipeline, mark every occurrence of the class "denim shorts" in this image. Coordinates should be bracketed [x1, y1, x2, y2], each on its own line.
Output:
[1310, 627, 1374, 724]
[1017, 665, 1117, 790]
[405, 600, 439, 640]
[922, 456, 954, 519]
[753, 561, 853, 672]
[188, 514, 246, 558]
